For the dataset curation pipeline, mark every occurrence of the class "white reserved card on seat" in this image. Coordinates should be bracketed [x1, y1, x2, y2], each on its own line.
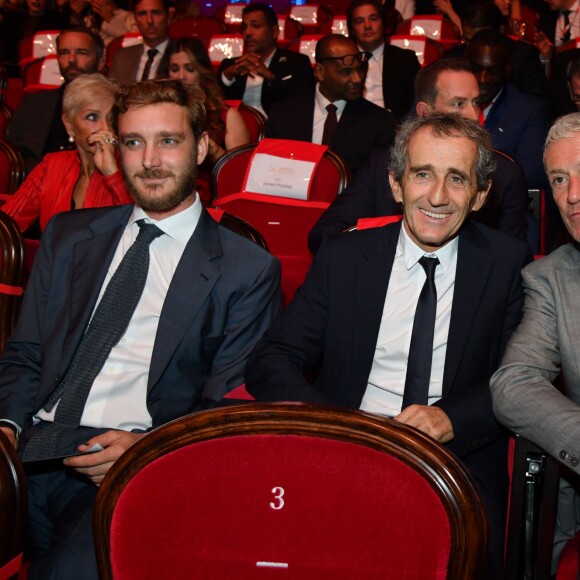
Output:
[244, 153, 316, 200]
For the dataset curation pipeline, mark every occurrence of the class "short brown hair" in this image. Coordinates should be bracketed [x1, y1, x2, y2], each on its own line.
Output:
[111, 79, 207, 141]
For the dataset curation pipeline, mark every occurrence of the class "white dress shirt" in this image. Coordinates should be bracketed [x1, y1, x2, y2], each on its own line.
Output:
[136, 38, 169, 80]
[360, 224, 458, 417]
[312, 83, 347, 144]
[35, 199, 202, 431]
[362, 42, 385, 108]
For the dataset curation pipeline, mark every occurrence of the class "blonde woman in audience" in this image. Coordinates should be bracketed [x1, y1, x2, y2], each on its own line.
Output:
[2, 73, 131, 233]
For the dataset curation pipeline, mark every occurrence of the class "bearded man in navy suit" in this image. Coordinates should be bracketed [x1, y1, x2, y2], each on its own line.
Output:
[0, 80, 281, 580]
[246, 112, 531, 577]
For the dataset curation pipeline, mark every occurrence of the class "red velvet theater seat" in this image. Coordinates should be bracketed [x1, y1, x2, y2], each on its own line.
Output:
[93, 404, 488, 579]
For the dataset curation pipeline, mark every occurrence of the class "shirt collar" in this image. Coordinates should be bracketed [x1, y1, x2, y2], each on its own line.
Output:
[315, 83, 347, 116]
[358, 42, 384, 60]
[397, 220, 459, 275]
[129, 193, 202, 245]
[144, 38, 169, 53]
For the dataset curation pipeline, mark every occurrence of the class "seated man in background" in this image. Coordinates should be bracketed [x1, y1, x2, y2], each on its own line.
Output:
[265, 34, 394, 175]
[247, 112, 531, 577]
[217, 2, 315, 117]
[7, 26, 105, 173]
[0, 80, 281, 580]
[308, 58, 529, 254]
[107, 0, 170, 84]
[491, 112, 580, 574]
[347, 0, 420, 121]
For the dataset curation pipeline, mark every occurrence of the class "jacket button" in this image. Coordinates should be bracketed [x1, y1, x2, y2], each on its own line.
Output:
[572, 457, 580, 467]
[559, 450, 578, 465]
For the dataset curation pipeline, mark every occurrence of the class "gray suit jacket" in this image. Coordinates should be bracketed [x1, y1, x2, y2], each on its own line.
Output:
[491, 243, 580, 568]
[491, 243, 580, 473]
[0, 205, 281, 433]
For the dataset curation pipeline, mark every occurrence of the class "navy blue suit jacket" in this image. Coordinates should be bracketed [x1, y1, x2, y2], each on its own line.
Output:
[0, 206, 281, 433]
[484, 83, 553, 189]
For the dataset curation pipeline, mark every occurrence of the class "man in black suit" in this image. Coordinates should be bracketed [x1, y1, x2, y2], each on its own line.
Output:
[0, 80, 281, 580]
[347, 0, 420, 121]
[247, 112, 531, 577]
[217, 3, 314, 117]
[308, 58, 529, 253]
[265, 34, 394, 175]
[7, 26, 105, 172]
[107, 0, 170, 84]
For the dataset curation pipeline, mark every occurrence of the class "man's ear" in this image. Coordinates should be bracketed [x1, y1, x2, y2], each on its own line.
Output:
[470, 180, 492, 212]
[389, 171, 403, 204]
[314, 63, 324, 83]
[97, 52, 107, 72]
[415, 101, 432, 118]
[272, 24, 279, 41]
[196, 131, 209, 165]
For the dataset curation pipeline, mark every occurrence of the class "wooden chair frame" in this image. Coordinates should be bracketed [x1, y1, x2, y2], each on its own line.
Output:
[94, 403, 489, 580]
[0, 429, 27, 579]
[0, 211, 25, 353]
[0, 139, 26, 194]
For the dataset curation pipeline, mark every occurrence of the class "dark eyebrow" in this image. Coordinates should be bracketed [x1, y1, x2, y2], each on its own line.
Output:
[447, 167, 470, 181]
[409, 164, 434, 173]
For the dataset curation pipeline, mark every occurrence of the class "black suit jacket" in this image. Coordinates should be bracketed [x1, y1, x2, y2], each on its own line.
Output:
[0, 205, 281, 433]
[7, 87, 67, 172]
[246, 220, 531, 553]
[380, 43, 421, 121]
[308, 147, 529, 253]
[265, 92, 395, 174]
[444, 38, 553, 103]
[217, 48, 315, 115]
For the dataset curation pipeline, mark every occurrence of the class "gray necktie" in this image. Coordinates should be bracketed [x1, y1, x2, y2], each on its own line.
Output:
[402, 256, 439, 409]
[23, 220, 164, 461]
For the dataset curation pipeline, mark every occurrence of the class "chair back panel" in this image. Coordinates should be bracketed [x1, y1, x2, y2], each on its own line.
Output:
[389, 35, 443, 66]
[0, 102, 14, 140]
[208, 34, 244, 68]
[225, 101, 266, 142]
[18, 30, 60, 65]
[95, 404, 488, 580]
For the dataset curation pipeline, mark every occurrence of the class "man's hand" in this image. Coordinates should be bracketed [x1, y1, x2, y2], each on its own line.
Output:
[394, 404, 454, 443]
[533, 31, 554, 59]
[222, 53, 274, 82]
[0, 426, 17, 449]
[64, 430, 143, 486]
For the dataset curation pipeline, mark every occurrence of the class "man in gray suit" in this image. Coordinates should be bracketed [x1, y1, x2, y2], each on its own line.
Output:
[491, 112, 580, 573]
[107, 0, 170, 84]
[0, 80, 281, 579]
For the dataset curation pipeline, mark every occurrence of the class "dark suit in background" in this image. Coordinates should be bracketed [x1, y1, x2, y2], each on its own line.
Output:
[108, 43, 170, 85]
[265, 91, 394, 174]
[246, 220, 531, 575]
[484, 83, 553, 189]
[217, 48, 315, 116]
[378, 43, 421, 121]
[308, 147, 529, 253]
[7, 87, 70, 173]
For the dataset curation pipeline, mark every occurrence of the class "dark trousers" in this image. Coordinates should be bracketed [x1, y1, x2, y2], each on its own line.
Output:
[21, 424, 109, 580]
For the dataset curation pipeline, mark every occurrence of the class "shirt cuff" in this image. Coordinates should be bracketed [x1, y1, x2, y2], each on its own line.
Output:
[221, 73, 235, 87]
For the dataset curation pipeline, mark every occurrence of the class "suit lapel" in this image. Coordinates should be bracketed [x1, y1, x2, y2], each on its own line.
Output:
[442, 223, 493, 394]
[148, 211, 223, 389]
[353, 224, 400, 396]
[557, 248, 580, 381]
[61, 208, 132, 366]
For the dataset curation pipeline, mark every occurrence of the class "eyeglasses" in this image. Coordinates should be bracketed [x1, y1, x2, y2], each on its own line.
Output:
[316, 51, 371, 67]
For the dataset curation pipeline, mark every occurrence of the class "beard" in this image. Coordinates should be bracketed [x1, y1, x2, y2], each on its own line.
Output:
[123, 163, 198, 213]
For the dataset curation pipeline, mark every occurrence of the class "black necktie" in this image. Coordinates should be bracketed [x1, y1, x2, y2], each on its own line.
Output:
[402, 256, 439, 409]
[141, 48, 159, 81]
[561, 10, 572, 44]
[321, 103, 338, 146]
[23, 221, 164, 461]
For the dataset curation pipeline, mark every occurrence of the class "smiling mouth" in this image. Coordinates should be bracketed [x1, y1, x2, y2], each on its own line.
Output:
[421, 209, 450, 219]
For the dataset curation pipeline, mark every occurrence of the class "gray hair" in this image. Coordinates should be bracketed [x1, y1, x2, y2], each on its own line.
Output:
[389, 112, 495, 192]
[63, 73, 118, 120]
[544, 113, 580, 165]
